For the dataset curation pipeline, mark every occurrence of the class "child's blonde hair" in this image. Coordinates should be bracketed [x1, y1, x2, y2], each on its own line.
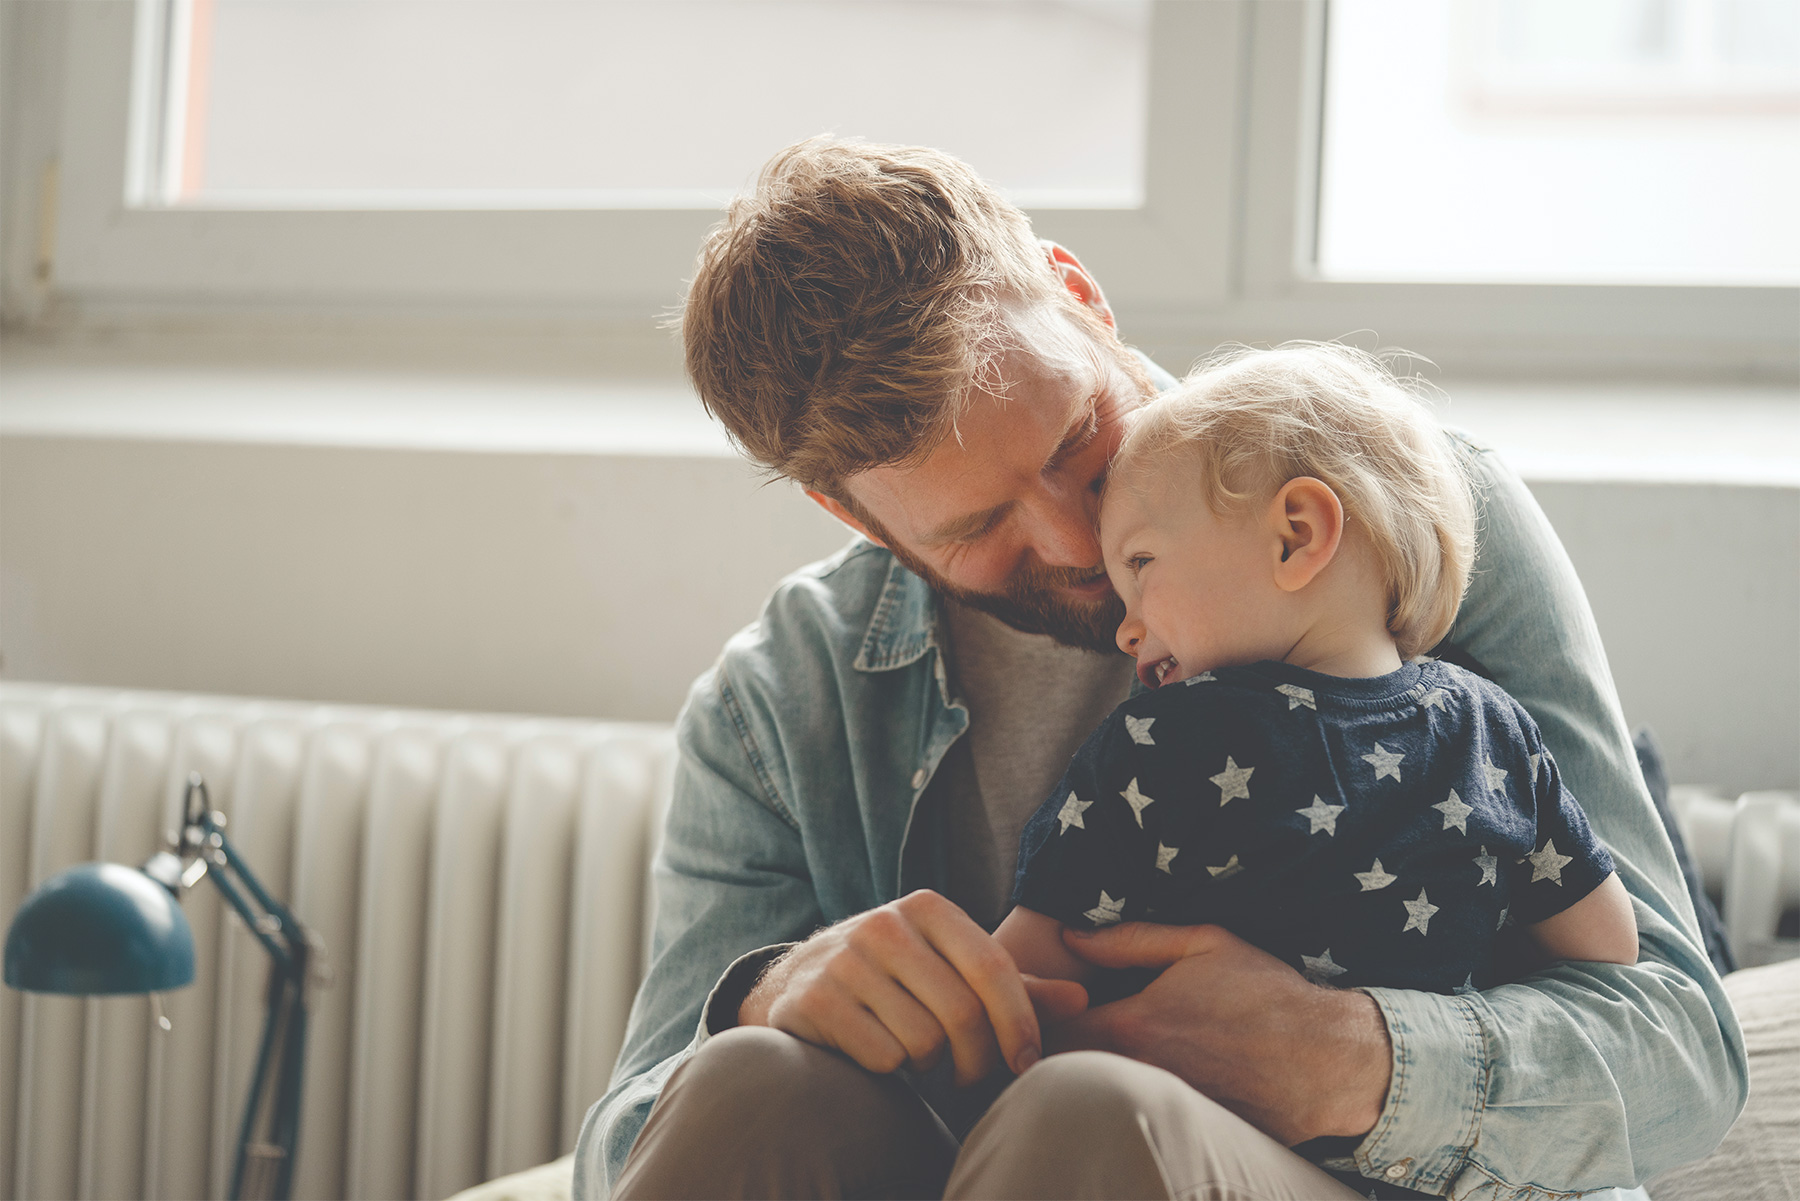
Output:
[1114, 343, 1477, 659]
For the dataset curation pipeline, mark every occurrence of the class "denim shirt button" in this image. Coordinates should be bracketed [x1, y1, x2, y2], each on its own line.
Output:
[1384, 1163, 1408, 1179]
[911, 768, 928, 789]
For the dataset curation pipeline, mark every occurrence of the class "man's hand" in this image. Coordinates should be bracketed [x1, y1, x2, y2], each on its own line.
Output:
[737, 889, 1089, 1085]
[1046, 922, 1393, 1146]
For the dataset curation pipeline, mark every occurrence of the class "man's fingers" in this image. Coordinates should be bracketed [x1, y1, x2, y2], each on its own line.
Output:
[824, 1003, 917, 1077]
[1060, 920, 1219, 970]
[903, 894, 1043, 1079]
[852, 964, 954, 1074]
[867, 912, 1005, 1084]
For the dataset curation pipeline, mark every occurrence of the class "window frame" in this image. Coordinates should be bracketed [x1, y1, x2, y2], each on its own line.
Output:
[25, 0, 1800, 378]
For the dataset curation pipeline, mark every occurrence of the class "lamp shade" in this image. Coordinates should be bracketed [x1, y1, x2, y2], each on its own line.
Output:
[4, 856, 195, 995]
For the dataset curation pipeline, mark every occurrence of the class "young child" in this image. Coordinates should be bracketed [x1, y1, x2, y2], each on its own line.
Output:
[993, 343, 1638, 1198]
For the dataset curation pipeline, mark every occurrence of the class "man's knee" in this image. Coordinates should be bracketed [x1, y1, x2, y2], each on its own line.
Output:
[988, 1050, 1202, 1139]
[667, 1025, 873, 1115]
[620, 1027, 956, 1200]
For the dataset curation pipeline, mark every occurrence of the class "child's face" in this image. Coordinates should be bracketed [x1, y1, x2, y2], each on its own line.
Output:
[1099, 473, 1292, 688]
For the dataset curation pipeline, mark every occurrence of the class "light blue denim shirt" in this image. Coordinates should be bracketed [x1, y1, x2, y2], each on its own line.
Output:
[574, 425, 1747, 1200]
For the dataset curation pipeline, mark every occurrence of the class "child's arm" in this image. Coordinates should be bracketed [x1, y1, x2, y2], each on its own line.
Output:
[1526, 871, 1638, 964]
[995, 905, 1097, 985]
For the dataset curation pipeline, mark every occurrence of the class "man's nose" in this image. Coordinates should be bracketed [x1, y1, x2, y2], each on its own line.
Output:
[1024, 483, 1102, 568]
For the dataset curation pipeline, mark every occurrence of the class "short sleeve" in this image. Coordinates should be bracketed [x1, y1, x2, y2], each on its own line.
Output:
[1010, 710, 1160, 930]
[1504, 743, 1616, 925]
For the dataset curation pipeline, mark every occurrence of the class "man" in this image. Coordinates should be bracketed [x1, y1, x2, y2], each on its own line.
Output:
[572, 139, 1745, 1199]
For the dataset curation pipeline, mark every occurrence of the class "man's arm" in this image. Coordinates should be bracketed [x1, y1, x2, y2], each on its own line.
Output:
[571, 665, 828, 1200]
[1351, 437, 1745, 1191]
[1054, 438, 1747, 1194]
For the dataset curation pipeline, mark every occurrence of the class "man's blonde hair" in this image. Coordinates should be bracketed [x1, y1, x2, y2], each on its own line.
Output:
[1115, 344, 1477, 659]
[681, 137, 1077, 494]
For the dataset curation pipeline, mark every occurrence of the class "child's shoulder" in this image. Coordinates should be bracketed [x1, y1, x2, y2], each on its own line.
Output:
[1418, 657, 1547, 748]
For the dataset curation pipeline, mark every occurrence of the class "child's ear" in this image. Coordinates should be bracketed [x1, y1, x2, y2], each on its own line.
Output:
[1269, 478, 1343, 592]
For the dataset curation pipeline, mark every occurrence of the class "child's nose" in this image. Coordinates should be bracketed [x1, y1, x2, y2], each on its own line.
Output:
[1116, 620, 1143, 657]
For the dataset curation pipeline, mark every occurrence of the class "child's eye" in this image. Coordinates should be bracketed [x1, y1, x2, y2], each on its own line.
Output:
[1126, 554, 1153, 574]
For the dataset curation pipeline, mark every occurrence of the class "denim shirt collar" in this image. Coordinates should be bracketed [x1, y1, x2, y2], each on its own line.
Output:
[853, 554, 940, 674]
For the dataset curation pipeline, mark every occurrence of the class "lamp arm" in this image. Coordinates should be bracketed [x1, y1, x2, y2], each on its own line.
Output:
[198, 825, 304, 976]
[177, 776, 316, 1201]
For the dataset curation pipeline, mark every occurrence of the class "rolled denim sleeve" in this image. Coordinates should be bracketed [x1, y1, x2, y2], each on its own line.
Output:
[1348, 438, 1749, 1198]
[571, 664, 825, 1200]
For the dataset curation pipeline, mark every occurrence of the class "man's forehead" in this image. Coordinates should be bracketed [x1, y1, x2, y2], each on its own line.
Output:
[845, 326, 1097, 535]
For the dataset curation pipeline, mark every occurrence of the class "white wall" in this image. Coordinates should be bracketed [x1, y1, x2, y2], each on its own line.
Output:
[2, 428, 1795, 795]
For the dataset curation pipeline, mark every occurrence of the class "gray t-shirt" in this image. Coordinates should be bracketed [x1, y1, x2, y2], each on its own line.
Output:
[933, 600, 1135, 929]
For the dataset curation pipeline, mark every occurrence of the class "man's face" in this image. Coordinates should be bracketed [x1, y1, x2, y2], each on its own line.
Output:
[837, 303, 1159, 652]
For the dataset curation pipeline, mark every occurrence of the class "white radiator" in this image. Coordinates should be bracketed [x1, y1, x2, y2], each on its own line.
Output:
[0, 683, 675, 1201]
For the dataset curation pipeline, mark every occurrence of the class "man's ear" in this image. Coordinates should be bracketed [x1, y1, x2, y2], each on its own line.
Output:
[1269, 477, 1343, 592]
[805, 489, 888, 548]
[1041, 239, 1116, 330]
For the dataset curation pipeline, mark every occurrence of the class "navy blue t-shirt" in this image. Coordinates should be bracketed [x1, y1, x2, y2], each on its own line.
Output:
[1012, 658, 1614, 998]
[1011, 658, 1615, 1197]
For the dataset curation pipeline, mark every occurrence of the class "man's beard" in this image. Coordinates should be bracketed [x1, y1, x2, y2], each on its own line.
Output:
[882, 539, 1125, 654]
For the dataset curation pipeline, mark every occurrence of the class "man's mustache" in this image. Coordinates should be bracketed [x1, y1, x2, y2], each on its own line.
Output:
[1008, 562, 1110, 594]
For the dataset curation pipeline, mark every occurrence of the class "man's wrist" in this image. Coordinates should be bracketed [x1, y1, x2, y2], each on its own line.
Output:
[702, 944, 793, 1036]
[1316, 987, 1393, 1139]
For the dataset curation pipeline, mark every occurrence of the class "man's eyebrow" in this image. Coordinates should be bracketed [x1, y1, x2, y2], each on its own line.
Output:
[919, 501, 1012, 548]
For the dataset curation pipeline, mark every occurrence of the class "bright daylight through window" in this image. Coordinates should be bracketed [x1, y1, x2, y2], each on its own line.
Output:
[1318, 0, 1800, 284]
[139, 0, 1151, 210]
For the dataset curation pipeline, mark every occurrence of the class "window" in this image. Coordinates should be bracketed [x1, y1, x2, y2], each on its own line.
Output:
[1318, 0, 1800, 284]
[49, 0, 1230, 315]
[20, 0, 1798, 376]
[147, 0, 1150, 209]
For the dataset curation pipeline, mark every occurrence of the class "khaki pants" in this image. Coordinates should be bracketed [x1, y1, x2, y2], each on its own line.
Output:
[613, 1027, 1364, 1200]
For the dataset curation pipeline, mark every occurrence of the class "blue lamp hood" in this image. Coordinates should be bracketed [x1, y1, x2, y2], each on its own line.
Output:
[4, 853, 196, 995]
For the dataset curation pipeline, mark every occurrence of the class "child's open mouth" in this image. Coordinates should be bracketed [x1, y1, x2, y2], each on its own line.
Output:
[1138, 656, 1177, 689]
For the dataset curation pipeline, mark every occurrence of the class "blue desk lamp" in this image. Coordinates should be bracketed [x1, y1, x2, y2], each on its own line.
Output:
[4, 774, 319, 1201]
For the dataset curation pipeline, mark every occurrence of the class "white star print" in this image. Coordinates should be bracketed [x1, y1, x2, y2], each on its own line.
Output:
[1402, 888, 1439, 936]
[1528, 752, 1542, 778]
[1434, 788, 1473, 835]
[1186, 671, 1217, 685]
[1125, 715, 1156, 746]
[1276, 684, 1316, 711]
[1302, 948, 1349, 985]
[1362, 742, 1405, 782]
[1421, 688, 1450, 710]
[1120, 778, 1155, 828]
[1474, 845, 1498, 887]
[1527, 839, 1574, 885]
[1454, 973, 1477, 995]
[1155, 842, 1179, 873]
[1296, 795, 1346, 836]
[1354, 858, 1397, 891]
[1207, 854, 1244, 881]
[1083, 890, 1127, 926]
[1210, 756, 1254, 805]
[1496, 906, 1510, 930]
[1056, 792, 1092, 834]
[1481, 757, 1509, 792]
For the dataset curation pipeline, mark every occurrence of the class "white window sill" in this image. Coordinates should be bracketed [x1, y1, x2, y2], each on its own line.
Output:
[2, 343, 1794, 485]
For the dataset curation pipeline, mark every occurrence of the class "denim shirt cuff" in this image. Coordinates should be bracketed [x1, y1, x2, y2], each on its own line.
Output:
[700, 943, 796, 1037]
[1355, 987, 1490, 1195]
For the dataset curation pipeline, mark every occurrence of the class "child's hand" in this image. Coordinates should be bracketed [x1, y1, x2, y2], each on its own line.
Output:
[1022, 974, 1088, 1031]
